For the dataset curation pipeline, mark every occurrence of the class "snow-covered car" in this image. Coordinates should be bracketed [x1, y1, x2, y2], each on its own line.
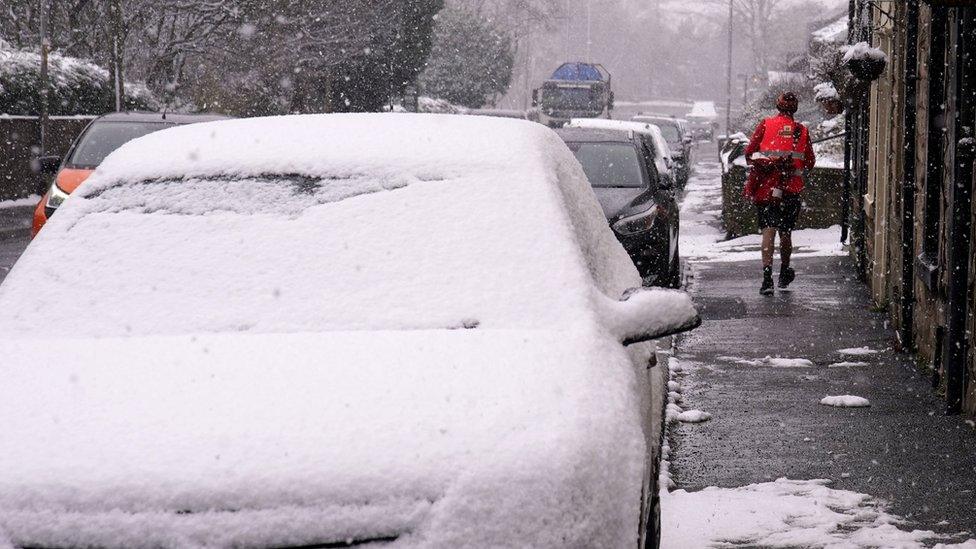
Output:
[0, 114, 699, 549]
[556, 126, 682, 288]
[567, 118, 679, 190]
[632, 115, 694, 188]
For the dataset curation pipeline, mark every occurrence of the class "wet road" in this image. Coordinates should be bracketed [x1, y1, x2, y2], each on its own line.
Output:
[0, 205, 31, 284]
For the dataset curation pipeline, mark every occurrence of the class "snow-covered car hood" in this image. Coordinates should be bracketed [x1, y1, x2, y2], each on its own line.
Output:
[0, 329, 647, 548]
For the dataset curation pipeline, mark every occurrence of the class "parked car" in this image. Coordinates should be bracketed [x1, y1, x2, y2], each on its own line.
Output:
[633, 115, 694, 188]
[567, 118, 679, 190]
[686, 101, 719, 141]
[31, 111, 230, 237]
[557, 126, 682, 288]
[0, 114, 699, 549]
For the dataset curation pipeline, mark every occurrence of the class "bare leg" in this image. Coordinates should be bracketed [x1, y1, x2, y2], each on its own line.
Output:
[779, 230, 793, 269]
[761, 228, 777, 268]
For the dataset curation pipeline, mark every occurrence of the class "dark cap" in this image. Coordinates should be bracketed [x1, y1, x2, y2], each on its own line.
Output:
[777, 92, 799, 114]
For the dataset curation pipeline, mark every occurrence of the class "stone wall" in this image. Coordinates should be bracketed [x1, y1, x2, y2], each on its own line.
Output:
[721, 164, 845, 238]
[0, 116, 94, 201]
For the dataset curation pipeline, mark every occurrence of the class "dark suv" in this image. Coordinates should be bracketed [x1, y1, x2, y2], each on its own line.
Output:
[633, 115, 694, 188]
[556, 127, 681, 287]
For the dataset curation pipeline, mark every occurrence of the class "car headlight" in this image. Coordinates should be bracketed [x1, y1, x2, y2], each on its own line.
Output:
[45, 181, 70, 211]
[612, 206, 660, 235]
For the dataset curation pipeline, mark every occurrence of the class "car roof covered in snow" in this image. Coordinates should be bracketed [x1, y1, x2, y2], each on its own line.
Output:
[82, 113, 560, 189]
[555, 126, 636, 144]
[3, 113, 644, 339]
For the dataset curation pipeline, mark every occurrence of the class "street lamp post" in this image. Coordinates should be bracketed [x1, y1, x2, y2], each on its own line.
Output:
[39, 0, 49, 155]
[725, 0, 734, 135]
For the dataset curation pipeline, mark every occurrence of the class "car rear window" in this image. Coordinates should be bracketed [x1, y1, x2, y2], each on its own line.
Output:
[566, 142, 645, 188]
[657, 124, 681, 143]
[68, 121, 171, 168]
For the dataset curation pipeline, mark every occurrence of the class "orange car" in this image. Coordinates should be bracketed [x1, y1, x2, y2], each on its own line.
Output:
[33, 111, 230, 237]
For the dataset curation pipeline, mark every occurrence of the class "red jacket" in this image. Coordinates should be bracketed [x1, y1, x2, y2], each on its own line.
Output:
[743, 113, 816, 204]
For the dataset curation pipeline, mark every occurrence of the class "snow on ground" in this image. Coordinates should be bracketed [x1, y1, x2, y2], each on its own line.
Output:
[0, 195, 39, 209]
[829, 361, 870, 368]
[821, 395, 871, 408]
[663, 478, 976, 549]
[679, 160, 846, 263]
[718, 356, 814, 368]
[676, 410, 712, 423]
[838, 346, 880, 356]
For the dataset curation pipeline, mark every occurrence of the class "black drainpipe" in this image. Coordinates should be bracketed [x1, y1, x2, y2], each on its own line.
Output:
[944, 7, 976, 414]
[841, 0, 857, 244]
[900, 0, 920, 350]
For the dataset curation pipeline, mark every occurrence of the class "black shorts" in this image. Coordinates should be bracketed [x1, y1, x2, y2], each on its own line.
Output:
[756, 195, 801, 231]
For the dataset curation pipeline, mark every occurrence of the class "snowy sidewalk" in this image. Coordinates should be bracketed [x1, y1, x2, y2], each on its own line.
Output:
[661, 157, 976, 548]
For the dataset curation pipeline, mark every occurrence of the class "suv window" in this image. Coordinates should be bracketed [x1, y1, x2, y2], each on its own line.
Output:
[68, 121, 171, 168]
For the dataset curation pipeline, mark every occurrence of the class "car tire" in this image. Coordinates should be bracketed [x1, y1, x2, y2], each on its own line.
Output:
[640, 448, 662, 549]
[664, 246, 682, 289]
[649, 473, 661, 549]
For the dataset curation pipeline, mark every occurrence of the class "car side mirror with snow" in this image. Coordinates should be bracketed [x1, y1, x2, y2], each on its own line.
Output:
[613, 288, 701, 345]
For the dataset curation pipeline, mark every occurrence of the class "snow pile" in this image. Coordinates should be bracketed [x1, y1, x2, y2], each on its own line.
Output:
[677, 410, 712, 423]
[842, 41, 888, 63]
[663, 478, 975, 548]
[814, 82, 839, 102]
[838, 346, 880, 356]
[820, 395, 871, 408]
[0, 114, 681, 547]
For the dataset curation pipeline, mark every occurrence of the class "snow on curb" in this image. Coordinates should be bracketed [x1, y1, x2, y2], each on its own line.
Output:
[820, 395, 871, 408]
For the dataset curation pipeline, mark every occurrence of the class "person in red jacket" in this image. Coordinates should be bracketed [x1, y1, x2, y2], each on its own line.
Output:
[743, 92, 816, 295]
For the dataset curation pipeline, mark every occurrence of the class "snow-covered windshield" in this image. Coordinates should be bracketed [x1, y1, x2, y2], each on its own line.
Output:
[4, 169, 587, 337]
[566, 142, 645, 189]
[68, 122, 170, 168]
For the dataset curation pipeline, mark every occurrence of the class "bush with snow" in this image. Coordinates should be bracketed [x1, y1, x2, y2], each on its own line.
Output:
[0, 43, 157, 115]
